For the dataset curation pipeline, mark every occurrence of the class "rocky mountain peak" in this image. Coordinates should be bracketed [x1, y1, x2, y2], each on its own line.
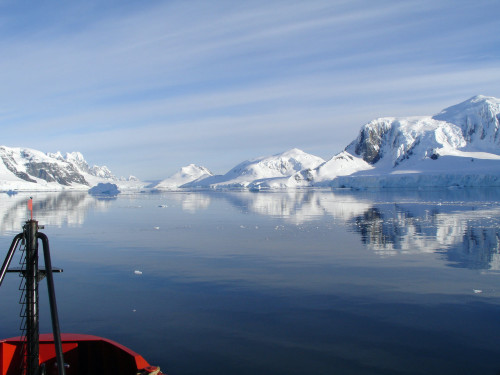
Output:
[349, 119, 393, 164]
[0, 146, 119, 189]
[347, 95, 500, 167]
[433, 95, 500, 146]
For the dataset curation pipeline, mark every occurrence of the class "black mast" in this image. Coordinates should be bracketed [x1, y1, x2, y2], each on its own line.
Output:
[25, 220, 40, 375]
[0, 214, 65, 375]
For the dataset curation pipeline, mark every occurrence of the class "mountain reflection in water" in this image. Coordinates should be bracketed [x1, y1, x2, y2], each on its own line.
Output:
[2, 188, 500, 271]
[0, 192, 112, 233]
[2, 188, 500, 375]
[349, 198, 500, 270]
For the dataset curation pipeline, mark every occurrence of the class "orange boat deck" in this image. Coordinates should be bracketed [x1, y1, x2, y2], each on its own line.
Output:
[0, 333, 163, 375]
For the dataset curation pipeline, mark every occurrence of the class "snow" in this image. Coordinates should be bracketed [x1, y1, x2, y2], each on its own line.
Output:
[65, 151, 86, 163]
[311, 95, 500, 189]
[434, 95, 500, 149]
[182, 148, 325, 189]
[173, 96, 499, 190]
[2, 95, 500, 191]
[312, 151, 374, 183]
[0, 146, 148, 192]
[155, 164, 213, 190]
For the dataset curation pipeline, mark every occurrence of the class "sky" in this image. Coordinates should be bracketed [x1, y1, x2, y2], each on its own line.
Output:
[0, 0, 499, 180]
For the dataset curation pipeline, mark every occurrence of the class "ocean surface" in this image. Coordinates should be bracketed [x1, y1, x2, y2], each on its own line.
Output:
[1, 189, 500, 375]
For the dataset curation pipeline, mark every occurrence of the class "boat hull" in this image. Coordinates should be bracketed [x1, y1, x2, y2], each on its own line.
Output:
[0, 333, 163, 375]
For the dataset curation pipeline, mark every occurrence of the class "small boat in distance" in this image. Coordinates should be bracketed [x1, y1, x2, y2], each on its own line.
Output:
[0, 199, 165, 375]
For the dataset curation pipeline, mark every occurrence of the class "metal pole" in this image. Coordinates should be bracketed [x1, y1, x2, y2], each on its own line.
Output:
[38, 233, 65, 375]
[0, 233, 23, 286]
[24, 220, 39, 375]
[1, 218, 65, 375]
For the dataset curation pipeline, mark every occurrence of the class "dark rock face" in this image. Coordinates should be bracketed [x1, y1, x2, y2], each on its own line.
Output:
[1, 153, 37, 183]
[0, 146, 95, 187]
[25, 162, 88, 186]
[294, 168, 314, 182]
[353, 123, 391, 164]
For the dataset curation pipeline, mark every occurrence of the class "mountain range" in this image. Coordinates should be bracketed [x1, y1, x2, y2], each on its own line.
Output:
[1, 95, 499, 191]
[0, 148, 140, 191]
[156, 95, 500, 190]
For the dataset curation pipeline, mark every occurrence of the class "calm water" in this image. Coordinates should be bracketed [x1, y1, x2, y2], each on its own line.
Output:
[1, 189, 500, 374]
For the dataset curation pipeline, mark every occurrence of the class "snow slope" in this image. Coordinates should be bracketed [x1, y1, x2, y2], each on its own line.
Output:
[181, 148, 325, 189]
[155, 164, 213, 190]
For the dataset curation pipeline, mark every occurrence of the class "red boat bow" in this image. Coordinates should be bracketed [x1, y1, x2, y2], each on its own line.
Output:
[0, 333, 164, 375]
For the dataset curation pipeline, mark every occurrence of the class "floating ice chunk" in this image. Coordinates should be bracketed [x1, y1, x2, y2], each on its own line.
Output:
[88, 183, 120, 196]
[134, 270, 143, 275]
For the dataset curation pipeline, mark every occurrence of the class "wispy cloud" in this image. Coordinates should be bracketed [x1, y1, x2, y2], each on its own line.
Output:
[0, 0, 499, 178]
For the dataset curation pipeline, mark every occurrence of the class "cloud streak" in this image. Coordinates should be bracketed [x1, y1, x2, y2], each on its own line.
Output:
[0, 0, 499, 179]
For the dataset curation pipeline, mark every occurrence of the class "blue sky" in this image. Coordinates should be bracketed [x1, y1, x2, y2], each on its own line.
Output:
[1, 0, 499, 180]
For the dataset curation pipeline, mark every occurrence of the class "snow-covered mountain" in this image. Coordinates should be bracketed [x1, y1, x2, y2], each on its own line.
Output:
[47, 151, 116, 180]
[4, 95, 500, 191]
[162, 95, 500, 190]
[155, 164, 213, 190]
[316, 95, 500, 188]
[65, 152, 116, 179]
[351, 95, 500, 166]
[179, 148, 325, 189]
[0, 147, 133, 191]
